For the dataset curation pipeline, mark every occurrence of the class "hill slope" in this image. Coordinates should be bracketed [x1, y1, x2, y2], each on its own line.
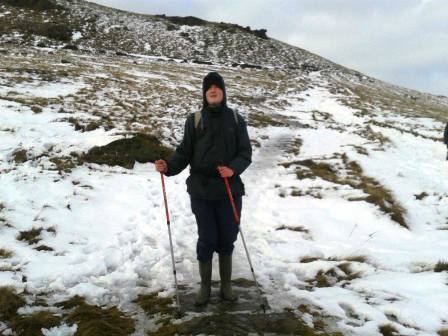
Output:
[0, 1, 448, 335]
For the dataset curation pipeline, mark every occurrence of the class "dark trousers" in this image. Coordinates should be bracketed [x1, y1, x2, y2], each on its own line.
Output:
[190, 196, 242, 262]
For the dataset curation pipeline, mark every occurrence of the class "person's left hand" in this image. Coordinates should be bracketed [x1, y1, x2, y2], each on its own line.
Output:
[217, 165, 234, 178]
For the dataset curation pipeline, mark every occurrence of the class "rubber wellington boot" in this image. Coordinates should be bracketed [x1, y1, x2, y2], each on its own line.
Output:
[219, 254, 237, 301]
[194, 260, 212, 306]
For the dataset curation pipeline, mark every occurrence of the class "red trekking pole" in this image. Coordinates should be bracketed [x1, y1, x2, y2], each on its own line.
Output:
[160, 172, 182, 317]
[223, 176, 267, 313]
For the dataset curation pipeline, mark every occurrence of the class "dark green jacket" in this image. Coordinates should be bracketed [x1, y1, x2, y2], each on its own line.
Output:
[165, 106, 252, 200]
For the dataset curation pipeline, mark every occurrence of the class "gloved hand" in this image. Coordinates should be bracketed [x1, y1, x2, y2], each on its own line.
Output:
[217, 165, 234, 178]
[155, 159, 168, 173]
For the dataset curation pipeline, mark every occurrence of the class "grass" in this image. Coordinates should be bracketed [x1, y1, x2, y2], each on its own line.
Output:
[313, 270, 334, 288]
[337, 263, 362, 282]
[354, 124, 391, 150]
[34, 245, 54, 252]
[341, 156, 407, 228]
[298, 160, 338, 181]
[434, 260, 448, 272]
[343, 255, 368, 263]
[2, 0, 64, 11]
[286, 137, 303, 156]
[54, 295, 86, 310]
[369, 119, 441, 142]
[54, 295, 135, 336]
[65, 303, 135, 336]
[17, 227, 43, 245]
[0, 217, 13, 229]
[300, 256, 320, 263]
[0, 287, 26, 322]
[280, 154, 408, 228]
[379, 324, 398, 336]
[80, 133, 174, 169]
[148, 311, 343, 336]
[67, 117, 103, 133]
[247, 111, 286, 128]
[133, 292, 175, 317]
[31, 105, 43, 113]
[0, 248, 13, 259]
[300, 256, 365, 288]
[12, 149, 28, 164]
[11, 311, 62, 336]
[2, 14, 73, 42]
[438, 329, 448, 336]
[232, 278, 257, 288]
[276, 225, 309, 233]
[342, 82, 448, 122]
[415, 192, 429, 200]
[49, 156, 77, 174]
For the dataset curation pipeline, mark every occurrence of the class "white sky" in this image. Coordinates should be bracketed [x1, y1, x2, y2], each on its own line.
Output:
[87, 0, 448, 96]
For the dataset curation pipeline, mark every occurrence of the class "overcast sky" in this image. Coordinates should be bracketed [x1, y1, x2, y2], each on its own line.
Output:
[87, 0, 448, 96]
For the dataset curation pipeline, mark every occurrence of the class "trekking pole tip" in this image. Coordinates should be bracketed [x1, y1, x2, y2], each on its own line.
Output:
[261, 304, 266, 314]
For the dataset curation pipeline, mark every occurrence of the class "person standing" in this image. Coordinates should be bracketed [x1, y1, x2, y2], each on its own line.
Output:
[155, 71, 252, 305]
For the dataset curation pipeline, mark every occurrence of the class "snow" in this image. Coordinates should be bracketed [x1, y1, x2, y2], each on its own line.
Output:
[72, 31, 82, 41]
[0, 61, 447, 336]
[0, 81, 86, 99]
[42, 324, 77, 336]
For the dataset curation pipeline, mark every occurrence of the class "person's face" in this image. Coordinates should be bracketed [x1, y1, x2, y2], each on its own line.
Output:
[205, 84, 224, 106]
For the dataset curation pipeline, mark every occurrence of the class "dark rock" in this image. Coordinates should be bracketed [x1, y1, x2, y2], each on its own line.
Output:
[62, 44, 78, 50]
[253, 28, 268, 39]
[300, 63, 320, 72]
[239, 63, 263, 70]
[192, 59, 213, 65]
[156, 15, 207, 27]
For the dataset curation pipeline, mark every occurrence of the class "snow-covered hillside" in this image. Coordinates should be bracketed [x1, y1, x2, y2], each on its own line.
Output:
[1, 1, 448, 336]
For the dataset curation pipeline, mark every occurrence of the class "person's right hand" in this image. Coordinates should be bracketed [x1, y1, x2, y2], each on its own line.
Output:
[155, 159, 168, 173]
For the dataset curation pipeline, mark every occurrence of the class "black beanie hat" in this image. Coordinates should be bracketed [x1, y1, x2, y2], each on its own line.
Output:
[202, 71, 227, 107]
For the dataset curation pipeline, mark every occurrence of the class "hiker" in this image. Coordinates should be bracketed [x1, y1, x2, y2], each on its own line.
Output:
[155, 72, 252, 306]
[444, 122, 448, 160]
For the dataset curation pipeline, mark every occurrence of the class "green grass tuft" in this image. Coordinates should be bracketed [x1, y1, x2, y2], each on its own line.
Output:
[54, 295, 86, 310]
[379, 324, 398, 336]
[17, 228, 43, 245]
[0, 248, 13, 259]
[65, 301, 135, 336]
[11, 311, 62, 336]
[434, 260, 448, 272]
[80, 134, 174, 169]
[133, 292, 175, 317]
[0, 287, 26, 322]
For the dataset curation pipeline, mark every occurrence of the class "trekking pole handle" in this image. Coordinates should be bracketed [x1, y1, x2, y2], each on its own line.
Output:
[223, 176, 240, 224]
